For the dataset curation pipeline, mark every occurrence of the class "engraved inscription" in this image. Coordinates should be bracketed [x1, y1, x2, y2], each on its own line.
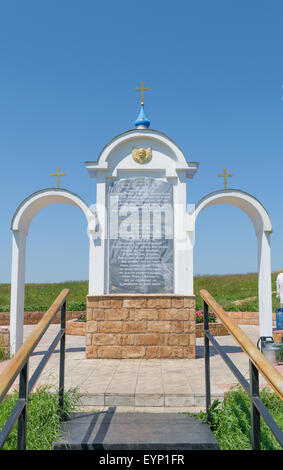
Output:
[108, 178, 174, 293]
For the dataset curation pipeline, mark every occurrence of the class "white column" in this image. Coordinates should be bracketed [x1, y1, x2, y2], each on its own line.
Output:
[93, 182, 106, 294]
[175, 245, 192, 294]
[10, 230, 27, 355]
[88, 235, 96, 294]
[184, 209, 195, 296]
[187, 232, 194, 296]
[257, 230, 273, 338]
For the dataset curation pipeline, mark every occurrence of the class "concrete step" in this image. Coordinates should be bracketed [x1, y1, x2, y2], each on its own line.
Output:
[78, 391, 224, 408]
[53, 411, 219, 450]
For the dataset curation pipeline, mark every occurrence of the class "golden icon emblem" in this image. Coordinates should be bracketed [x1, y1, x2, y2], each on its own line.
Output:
[132, 147, 152, 164]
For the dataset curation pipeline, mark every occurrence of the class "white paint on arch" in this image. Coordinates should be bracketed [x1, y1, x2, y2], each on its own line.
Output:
[194, 190, 272, 235]
[190, 190, 273, 338]
[10, 189, 97, 355]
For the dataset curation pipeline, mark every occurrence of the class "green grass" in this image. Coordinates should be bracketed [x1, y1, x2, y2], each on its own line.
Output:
[196, 387, 283, 450]
[194, 272, 280, 311]
[0, 386, 81, 450]
[0, 280, 88, 312]
[0, 273, 280, 312]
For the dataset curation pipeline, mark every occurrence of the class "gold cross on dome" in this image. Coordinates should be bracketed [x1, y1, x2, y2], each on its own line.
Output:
[218, 167, 233, 190]
[135, 81, 150, 105]
[50, 167, 66, 188]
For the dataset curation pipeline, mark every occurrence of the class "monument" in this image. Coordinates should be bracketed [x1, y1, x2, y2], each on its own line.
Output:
[9, 82, 273, 356]
[84, 82, 198, 358]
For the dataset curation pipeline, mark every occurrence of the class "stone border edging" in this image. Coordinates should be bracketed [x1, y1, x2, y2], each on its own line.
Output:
[0, 310, 276, 328]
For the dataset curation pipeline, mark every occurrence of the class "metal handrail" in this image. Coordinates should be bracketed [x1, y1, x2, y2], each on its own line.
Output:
[200, 289, 283, 450]
[0, 289, 69, 450]
[200, 289, 283, 399]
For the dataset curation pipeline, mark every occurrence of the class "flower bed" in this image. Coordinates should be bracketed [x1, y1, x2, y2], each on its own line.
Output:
[195, 309, 216, 323]
[195, 321, 229, 337]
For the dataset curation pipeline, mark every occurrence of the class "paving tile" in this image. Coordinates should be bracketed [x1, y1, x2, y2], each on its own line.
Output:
[106, 383, 137, 394]
[163, 384, 194, 396]
[7, 323, 278, 410]
[136, 383, 164, 395]
[82, 380, 111, 394]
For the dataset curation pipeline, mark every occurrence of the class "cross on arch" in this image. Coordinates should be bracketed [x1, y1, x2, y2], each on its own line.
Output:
[50, 167, 66, 188]
[218, 168, 233, 190]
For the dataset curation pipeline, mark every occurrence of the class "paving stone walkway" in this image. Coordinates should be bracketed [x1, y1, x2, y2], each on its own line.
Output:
[1, 324, 282, 413]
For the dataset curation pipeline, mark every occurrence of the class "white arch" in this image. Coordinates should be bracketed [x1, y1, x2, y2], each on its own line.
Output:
[193, 190, 273, 338]
[85, 129, 199, 180]
[195, 190, 272, 235]
[11, 188, 96, 232]
[10, 189, 97, 355]
[95, 129, 189, 167]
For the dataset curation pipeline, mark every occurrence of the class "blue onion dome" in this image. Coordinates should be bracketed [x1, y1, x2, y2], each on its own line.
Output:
[135, 104, 150, 128]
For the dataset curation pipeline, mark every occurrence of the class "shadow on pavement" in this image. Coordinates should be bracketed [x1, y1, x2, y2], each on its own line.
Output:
[196, 344, 242, 358]
[31, 347, 85, 357]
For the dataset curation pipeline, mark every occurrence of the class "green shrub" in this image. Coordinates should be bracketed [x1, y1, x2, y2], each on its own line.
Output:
[67, 300, 86, 311]
[0, 386, 81, 450]
[197, 387, 283, 450]
[0, 343, 9, 362]
[0, 306, 10, 312]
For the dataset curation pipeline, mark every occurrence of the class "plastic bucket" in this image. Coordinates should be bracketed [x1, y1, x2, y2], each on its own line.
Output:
[262, 343, 283, 365]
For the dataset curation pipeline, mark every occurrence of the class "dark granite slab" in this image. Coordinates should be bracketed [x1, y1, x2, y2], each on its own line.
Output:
[108, 178, 174, 294]
[53, 411, 218, 450]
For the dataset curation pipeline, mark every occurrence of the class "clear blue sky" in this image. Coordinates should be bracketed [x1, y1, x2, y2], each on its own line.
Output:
[0, 1, 282, 283]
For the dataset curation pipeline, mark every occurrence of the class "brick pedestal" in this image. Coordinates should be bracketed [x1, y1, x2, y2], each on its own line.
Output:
[273, 329, 283, 343]
[86, 294, 196, 359]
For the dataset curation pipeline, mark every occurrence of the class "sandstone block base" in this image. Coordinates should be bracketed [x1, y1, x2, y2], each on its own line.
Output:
[66, 319, 86, 336]
[86, 294, 196, 359]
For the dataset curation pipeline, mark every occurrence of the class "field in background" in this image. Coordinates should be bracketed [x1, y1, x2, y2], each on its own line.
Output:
[0, 273, 280, 313]
[194, 273, 279, 312]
